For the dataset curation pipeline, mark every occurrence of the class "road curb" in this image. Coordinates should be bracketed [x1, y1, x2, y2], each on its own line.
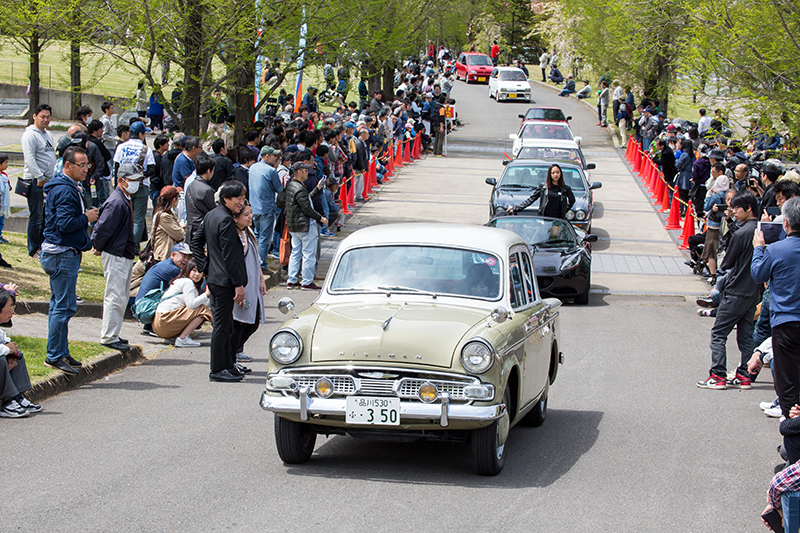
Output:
[28, 344, 145, 403]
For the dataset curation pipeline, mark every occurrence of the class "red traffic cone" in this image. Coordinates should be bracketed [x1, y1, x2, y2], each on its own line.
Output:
[339, 176, 351, 215]
[347, 173, 355, 205]
[413, 135, 421, 159]
[647, 162, 658, 197]
[665, 191, 682, 229]
[660, 179, 672, 213]
[633, 147, 642, 173]
[402, 139, 412, 163]
[385, 148, 394, 176]
[625, 136, 633, 162]
[394, 143, 404, 168]
[678, 203, 695, 249]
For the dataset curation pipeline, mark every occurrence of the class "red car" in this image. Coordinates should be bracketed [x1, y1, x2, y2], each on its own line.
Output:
[455, 52, 494, 84]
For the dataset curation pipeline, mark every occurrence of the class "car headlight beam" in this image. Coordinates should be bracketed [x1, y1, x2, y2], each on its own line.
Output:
[269, 329, 303, 365]
[460, 340, 494, 374]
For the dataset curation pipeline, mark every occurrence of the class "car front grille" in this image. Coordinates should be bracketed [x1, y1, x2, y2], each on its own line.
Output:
[277, 368, 478, 402]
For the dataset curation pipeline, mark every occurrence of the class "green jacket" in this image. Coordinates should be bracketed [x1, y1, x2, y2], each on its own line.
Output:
[285, 178, 323, 233]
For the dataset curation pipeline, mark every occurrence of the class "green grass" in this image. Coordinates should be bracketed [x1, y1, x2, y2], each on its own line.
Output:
[1, 232, 107, 303]
[15, 336, 113, 382]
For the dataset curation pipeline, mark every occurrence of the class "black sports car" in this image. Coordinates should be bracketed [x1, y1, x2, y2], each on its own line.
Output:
[486, 159, 601, 231]
[486, 215, 596, 304]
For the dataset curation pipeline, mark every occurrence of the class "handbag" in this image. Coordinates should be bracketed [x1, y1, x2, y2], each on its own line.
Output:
[138, 211, 163, 272]
[14, 178, 32, 197]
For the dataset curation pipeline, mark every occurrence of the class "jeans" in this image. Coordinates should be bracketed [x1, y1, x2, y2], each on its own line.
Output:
[252, 212, 275, 270]
[753, 286, 771, 348]
[288, 220, 318, 286]
[558, 89, 575, 97]
[709, 293, 758, 378]
[149, 187, 161, 211]
[97, 179, 112, 206]
[40, 249, 81, 362]
[0, 353, 32, 402]
[27, 183, 44, 255]
[642, 137, 653, 153]
[130, 183, 150, 248]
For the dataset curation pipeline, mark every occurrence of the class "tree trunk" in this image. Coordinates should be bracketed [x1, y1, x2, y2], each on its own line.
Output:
[70, 39, 81, 120]
[29, 31, 40, 124]
[382, 64, 394, 101]
[181, 0, 203, 135]
[234, 61, 256, 145]
[642, 52, 670, 114]
[368, 70, 381, 94]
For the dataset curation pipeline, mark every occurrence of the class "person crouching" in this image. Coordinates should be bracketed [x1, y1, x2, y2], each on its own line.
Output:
[152, 258, 212, 347]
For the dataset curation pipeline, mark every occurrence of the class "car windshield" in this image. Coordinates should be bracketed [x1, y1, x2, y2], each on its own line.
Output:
[330, 245, 502, 300]
[499, 71, 528, 81]
[468, 55, 493, 66]
[524, 109, 567, 121]
[519, 123, 573, 140]
[490, 218, 576, 247]
[516, 147, 584, 167]
[498, 165, 587, 192]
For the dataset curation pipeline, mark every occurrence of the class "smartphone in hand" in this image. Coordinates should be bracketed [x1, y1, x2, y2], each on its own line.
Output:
[762, 508, 785, 532]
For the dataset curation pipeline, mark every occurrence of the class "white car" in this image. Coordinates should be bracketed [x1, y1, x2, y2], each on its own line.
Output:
[508, 120, 581, 155]
[488, 67, 531, 102]
[510, 138, 594, 171]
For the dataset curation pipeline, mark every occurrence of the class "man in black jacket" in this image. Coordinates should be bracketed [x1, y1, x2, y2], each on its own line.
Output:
[160, 134, 184, 188]
[653, 138, 677, 202]
[285, 162, 327, 290]
[150, 135, 170, 208]
[91, 164, 137, 352]
[352, 129, 369, 202]
[697, 190, 760, 389]
[191, 181, 248, 382]
[210, 139, 233, 190]
[185, 154, 217, 244]
[87, 119, 113, 205]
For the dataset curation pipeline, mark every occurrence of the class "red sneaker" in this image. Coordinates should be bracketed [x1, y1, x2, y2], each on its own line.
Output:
[697, 374, 727, 389]
[301, 283, 322, 290]
[727, 372, 752, 390]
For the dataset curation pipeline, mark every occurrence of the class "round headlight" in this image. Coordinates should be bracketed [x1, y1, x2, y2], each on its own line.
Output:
[418, 382, 438, 403]
[315, 377, 333, 398]
[565, 210, 576, 220]
[575, 210, 587, 221]
[460, 340, 494, 374]
[269, 330, 303, 365]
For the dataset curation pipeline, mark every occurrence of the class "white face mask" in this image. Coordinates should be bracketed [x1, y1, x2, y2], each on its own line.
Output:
[125, 180, 140, 195]
[85, 115, 92, 123]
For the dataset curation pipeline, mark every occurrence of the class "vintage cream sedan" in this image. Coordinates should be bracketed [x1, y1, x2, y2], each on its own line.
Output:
[260, 223, 563, 475]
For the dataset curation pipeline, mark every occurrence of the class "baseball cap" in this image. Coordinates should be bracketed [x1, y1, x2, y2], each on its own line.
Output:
[344, 121, 355, 129]
[172, 242, 192, 255]
[129, 121, 146, 135]
[260, 145, 281, 156]
[117, 163, 144, 181]
[290, 161, 312, 171]
[159, 185, 179, 202]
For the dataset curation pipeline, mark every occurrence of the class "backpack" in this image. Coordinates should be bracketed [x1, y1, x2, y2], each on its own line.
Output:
[132, 282, 177, 325]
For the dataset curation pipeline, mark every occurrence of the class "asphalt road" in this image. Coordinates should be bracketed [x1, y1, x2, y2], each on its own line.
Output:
[1, 78, 782, 532]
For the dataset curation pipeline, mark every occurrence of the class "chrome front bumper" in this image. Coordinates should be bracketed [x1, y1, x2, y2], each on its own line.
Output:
[260, 389, 504, 428]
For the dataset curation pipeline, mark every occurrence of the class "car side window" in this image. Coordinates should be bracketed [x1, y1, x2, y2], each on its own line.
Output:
[491, 68, 498, 78]
[508, 252, 527, 310]
[520, 251, 537, 303]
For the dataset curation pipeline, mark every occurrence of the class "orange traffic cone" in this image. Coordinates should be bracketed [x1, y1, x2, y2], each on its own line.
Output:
[402, 139, 412, 163]
[394, 143, 404, 168]
[678, 203, 695, 249]
[655, 174, 665, 206]
[625, 136, 633, 162]
[385, 148, 394, 176]
[413, 135, 421, 159]
[665, 192, 682, 229]
[633, 147, 642, 173]
[647, 161, 658, 196]
[347, 173, 355, 205]
[659, 179, 671, 213]
[339, 176, 351, 215]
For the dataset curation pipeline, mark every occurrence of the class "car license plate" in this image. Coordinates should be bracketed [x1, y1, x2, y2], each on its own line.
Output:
[509, 93, 517, 98]
[346, 396, 400, 425]
[479, 77, 486, 82]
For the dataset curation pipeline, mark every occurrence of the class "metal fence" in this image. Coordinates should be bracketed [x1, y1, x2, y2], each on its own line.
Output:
[0, 59, 52, 89]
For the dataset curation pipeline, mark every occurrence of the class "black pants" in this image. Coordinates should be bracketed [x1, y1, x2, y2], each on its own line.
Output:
[209, 283, 236, 373]
[709, 293, 758, 378]
[773, 321, 800, 418]
[691, 185, 707, 218]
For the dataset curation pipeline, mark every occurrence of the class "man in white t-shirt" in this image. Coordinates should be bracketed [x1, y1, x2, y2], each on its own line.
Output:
[112, 120, 156, 249]
[698, 108, 712, 137]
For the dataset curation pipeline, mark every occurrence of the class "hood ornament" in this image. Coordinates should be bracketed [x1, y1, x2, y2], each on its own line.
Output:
[381, 302, 406, 331]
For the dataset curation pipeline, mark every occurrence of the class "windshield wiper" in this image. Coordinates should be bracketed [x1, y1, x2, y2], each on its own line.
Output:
[499, 184, 535, 189]
[377, 285, 438, 299]
[532, 239, 574, 247]
[331, 287, 377, 292]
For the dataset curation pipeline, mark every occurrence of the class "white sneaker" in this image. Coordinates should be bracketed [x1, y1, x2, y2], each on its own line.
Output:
[765, 406, 783, 418]
[175, 336, 201, 348]
[761, 399, 779, 411]
[0, 400, 30, 418]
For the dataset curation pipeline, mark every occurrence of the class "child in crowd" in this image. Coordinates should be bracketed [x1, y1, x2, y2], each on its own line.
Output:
[323, 178, 341, 234]
[0, 155, 10, 243]
[152, 259, 212, 347]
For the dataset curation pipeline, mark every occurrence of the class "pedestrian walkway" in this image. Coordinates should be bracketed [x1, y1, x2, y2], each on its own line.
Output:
[592, 253, 692, 276]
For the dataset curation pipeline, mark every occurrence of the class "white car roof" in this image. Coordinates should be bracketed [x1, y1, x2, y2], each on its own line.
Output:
[517, 138, 581, 150]
[338, 223, 525, 255]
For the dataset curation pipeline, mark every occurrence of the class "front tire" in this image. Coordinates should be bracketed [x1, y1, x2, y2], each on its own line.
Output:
[521, 395, 547, 427]
[472, 388, 510, 475]
[575, 271, 591, 305]
[274, 416, 317, 464]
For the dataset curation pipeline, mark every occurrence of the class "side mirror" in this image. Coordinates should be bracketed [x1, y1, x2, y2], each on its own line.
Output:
[490, 306, 509, 324]
[278, 297, 299, 319]
[485, 177, 497, 186]
[586, 163, 596, 170]
[566, 116, 572, 121]
[584, 234, 598, 243]
[574, 136, 582, 145]
[502, 160, 509, 166]
[509, 134, 518, 141]
[518, 114, 525, 120]
[590, 182, 602, 190]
